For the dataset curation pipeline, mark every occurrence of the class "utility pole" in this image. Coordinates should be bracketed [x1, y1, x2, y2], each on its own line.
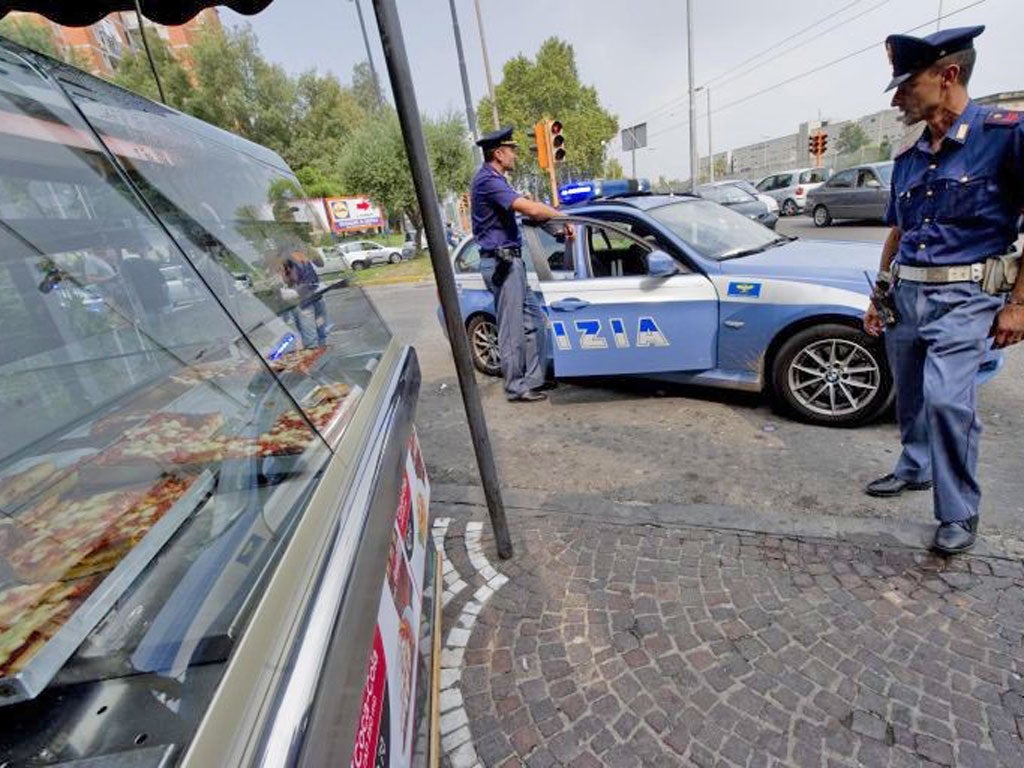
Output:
[473, 0, 500, 130]
[686, 0, 699, 192]
[936, 0, 943, 31]
[371, 0, 513, 559]
[706, 86, 714, 182]
[352, 0, 383, 106]
[448, 0, 480, 159]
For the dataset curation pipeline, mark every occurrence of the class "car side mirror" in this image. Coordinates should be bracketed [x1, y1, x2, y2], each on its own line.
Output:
[647, 250, 678, 277]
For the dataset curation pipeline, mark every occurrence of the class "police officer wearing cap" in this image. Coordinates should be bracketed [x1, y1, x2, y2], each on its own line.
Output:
[863, 25, 1024, 554]
[471, 126, 573, 402]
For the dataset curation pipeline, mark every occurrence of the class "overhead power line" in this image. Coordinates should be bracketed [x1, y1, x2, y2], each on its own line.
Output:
[628, 0, 884, 128]
[646, 0, 988, 141]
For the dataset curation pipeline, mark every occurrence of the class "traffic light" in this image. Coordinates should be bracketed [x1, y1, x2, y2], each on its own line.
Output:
[532, 121, 550, 170]
[549, 120, 565, 163]
[808, 132, 829, 158]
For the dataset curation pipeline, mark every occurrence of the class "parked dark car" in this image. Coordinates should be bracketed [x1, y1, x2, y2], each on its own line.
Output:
[697, 181, 779, 229]
[806, 162, 894, 227]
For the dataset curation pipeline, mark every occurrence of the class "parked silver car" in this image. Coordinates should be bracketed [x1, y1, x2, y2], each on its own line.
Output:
[755, 167, 831, 216]
[805, 162, 893, 227]
[337, 239, 403, 270]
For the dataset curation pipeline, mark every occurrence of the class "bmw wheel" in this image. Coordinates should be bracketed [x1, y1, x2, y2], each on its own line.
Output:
[389, 251, 401, 264]
[781, 199, 798, 217]
[772, 324, 892, 427]
[467, 314, 501, 376]
[813, 204, 832, 227]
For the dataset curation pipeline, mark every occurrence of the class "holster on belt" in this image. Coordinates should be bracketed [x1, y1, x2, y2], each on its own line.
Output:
[981, 253, 1021, 295]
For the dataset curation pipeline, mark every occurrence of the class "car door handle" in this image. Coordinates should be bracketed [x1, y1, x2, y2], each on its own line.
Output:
[550, 298, 591, 312]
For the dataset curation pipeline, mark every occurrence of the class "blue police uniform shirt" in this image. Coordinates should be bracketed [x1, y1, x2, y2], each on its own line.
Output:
[885, 101, 1024, 267]
[470, 163, 522, 251]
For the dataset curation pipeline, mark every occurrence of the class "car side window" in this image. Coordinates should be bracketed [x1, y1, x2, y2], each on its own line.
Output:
[756, 177, 772, 192]
[584, 225, 652, 278]
[778, 174, 793, 188]
[534, 227, 574, 277]
[454, 240, 481, 272]
[857, 170, 881, 188]
[800, 169, 827, 184]
[829, 170, 857, 188]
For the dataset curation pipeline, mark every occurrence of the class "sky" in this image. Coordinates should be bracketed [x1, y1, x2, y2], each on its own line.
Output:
[221, 0, 1022, 180]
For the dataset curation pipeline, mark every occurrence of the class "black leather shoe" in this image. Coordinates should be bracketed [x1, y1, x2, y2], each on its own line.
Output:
[508, 391, 547, 402]
[932, 516, 978, 555]
[865, 473, 933, 497]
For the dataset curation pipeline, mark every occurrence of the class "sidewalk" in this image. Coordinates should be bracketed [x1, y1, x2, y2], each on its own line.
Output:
[431, 485, 1024, 768]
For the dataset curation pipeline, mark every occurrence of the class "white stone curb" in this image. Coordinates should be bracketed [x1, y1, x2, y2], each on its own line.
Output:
[437, 520, 510, 768]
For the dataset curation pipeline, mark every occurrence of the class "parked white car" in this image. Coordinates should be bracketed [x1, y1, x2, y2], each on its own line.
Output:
[336, 240, 403, 271]
[755, 167, 831, 216]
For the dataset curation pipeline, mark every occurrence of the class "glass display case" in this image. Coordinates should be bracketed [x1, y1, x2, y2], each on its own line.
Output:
[0, 41, 437, 768]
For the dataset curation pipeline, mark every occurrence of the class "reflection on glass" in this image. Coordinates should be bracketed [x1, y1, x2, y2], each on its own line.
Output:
[0, 42, 391, 762]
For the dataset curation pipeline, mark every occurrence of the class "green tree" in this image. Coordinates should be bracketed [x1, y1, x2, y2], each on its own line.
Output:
[112, 30, 192, 110]
[187, 24, 296, 156]
[837, 123, 869, 156]
[604, 158, 624, 179]
[352, 61, 383, 113]
[285, 70, 369, 196]
[339, 109, 472, 253]
[478, 38, 617, 181]
[0, 15, 89, 68]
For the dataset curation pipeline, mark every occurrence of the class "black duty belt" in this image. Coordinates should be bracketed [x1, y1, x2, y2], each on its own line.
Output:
[480, 246, 522, 260]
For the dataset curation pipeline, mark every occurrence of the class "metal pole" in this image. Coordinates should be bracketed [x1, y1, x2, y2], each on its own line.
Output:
[707, 86, 714, 183]
[448, 0, 481, 160]
[631, 148, 636, 179]
[371, 0, 513, 559]
[353, 0, 384, 106]
[686, 0, 699, 192]
[936, 0, 943, 31]
[473, 0, 501, 130]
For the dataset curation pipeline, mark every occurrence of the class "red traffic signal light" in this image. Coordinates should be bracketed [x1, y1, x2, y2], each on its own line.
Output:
[549, 120, 565, 163]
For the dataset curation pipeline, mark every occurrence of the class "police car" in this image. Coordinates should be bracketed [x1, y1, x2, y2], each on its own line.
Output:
[444, 193, 999, 427]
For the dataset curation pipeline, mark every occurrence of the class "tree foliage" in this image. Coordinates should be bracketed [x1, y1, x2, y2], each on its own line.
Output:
[340, 109, 473, 250]
[478, 37, 617, 181]
[837, 123, 869, 156]
[111, 30, 192, 110]
[105, 23, 473, 232]
[0, 15, 90, 68]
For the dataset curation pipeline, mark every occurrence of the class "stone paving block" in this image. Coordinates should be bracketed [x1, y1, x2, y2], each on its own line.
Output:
[433, 508, 1024, 768]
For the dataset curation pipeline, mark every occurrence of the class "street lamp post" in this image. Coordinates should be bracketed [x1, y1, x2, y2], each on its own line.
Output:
[686, 0, 699, 192]
[447, 0, 480, 159]
[695, 85, 713, 183]
[351, 0, 383, 106]
[473, 0, 501, 130]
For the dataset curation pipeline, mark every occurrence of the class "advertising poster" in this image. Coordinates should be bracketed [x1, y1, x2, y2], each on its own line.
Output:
[351, 429, 431, 768]
[324, 196, 385, 234]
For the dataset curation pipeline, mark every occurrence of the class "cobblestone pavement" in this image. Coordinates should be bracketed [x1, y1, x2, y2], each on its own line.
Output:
[434, 495, 1024, 768]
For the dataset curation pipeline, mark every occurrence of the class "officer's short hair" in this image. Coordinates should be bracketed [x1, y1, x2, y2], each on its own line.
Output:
[932, 48, 976, 85]
[483, 146, 497, 162]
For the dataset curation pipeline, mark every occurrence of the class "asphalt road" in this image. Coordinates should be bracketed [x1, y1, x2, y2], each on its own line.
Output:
[367, 218, 1024, 547]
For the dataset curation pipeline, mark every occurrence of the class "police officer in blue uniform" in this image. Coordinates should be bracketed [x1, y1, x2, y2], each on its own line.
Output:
[471, 126, 573, 402]
[863, 26, 1024, 554]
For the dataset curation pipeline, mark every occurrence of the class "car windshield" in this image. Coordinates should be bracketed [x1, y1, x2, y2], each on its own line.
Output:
[698, 184, 753, 205]
[648, 199, 784, 261]
[876, 164, 893, 184]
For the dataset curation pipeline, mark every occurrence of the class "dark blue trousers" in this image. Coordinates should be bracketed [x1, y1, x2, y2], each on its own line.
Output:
[884, 280, 1002, 523]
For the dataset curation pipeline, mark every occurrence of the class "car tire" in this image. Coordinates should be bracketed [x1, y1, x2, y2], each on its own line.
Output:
[771, 323, 893, 427]
[812, 205, 832, 227]
[389, 252, 401, 264]
[351, 260, 367, 271]
[781, 199, 798, 217]
[467, 314, 501, 376]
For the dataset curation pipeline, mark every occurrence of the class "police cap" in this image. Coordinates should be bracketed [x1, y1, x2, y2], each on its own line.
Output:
[884, 25, 984, 91]
[476, 125, 518, 152]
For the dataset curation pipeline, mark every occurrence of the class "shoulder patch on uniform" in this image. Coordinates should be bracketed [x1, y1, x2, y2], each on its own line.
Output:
[984, 110, 1020, 126]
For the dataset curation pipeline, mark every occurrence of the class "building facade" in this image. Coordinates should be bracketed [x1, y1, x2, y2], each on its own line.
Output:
[702, 91, 1022, 183]
[3, 8, 220, 77]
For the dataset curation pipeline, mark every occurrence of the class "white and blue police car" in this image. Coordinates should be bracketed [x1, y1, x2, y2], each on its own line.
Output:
[443, 193, 1000, 427]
